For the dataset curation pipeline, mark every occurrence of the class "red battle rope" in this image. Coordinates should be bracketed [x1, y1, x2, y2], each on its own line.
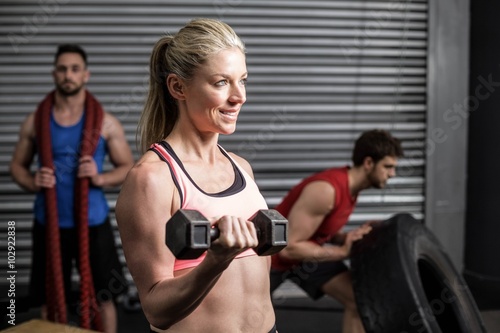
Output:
[35, 90, 104, 331]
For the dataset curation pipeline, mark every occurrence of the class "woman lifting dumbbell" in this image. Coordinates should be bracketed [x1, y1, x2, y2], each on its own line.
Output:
[115, 18, 283, 333]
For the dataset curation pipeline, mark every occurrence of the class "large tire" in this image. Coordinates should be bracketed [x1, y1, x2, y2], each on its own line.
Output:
[350, 213, 486, 333]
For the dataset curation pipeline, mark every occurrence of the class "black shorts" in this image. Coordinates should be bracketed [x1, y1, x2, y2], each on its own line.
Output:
[270, 260, 348, 300]
[29, 218, 127, 307]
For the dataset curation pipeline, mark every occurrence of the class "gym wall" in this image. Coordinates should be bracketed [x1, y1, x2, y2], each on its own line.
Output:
[0, 0, 466, 295]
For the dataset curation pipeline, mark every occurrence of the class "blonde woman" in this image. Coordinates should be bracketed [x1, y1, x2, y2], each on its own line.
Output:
[116, 18, 277, 333]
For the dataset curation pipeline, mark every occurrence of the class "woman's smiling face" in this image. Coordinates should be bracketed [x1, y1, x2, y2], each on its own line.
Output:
[182, 47, 248, 135]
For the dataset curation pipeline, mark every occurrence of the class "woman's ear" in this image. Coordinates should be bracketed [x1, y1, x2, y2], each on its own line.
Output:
[166, 74, 186, 100]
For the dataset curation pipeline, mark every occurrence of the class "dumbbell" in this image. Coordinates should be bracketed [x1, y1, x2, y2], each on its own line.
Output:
[165, 209, 288, 259]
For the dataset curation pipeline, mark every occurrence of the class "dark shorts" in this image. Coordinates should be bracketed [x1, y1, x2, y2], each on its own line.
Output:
[270, 260, 348, 300]
[29, 218, 127, 307]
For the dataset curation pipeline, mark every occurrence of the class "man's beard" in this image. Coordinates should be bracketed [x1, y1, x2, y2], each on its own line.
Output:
[56, 81, 84, 96]
[367, 171, 386, 189]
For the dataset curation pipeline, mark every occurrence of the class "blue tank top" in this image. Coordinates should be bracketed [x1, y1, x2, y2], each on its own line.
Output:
[34, 111, 109, 228]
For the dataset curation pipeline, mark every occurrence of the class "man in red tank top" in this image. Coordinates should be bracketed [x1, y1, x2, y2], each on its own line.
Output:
[270, 129, 404, 333]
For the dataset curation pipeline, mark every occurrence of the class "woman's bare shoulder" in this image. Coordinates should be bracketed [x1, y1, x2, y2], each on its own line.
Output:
[121, 151, 173, 197]
[134, 149, 170, 171]
[227, 152, 254, 178]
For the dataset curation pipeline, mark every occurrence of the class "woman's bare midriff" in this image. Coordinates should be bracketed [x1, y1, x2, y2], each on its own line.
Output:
[151, 255, 275, 333]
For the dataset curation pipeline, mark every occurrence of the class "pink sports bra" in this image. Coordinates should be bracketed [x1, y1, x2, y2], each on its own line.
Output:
[150, 141, 268, 271]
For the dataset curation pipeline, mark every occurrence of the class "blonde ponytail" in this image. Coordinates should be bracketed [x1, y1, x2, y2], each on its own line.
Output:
[138, 35, 176, 153]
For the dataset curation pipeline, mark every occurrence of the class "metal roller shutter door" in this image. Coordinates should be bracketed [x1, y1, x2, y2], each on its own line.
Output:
[0, 0, 427, 292]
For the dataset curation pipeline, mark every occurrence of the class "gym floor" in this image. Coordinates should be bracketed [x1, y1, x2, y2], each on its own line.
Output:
[4, 281, 500, 332]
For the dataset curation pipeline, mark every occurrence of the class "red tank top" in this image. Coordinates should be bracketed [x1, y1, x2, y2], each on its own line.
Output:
[272, 167, 357, 270]
[150, 142, 268, 271]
